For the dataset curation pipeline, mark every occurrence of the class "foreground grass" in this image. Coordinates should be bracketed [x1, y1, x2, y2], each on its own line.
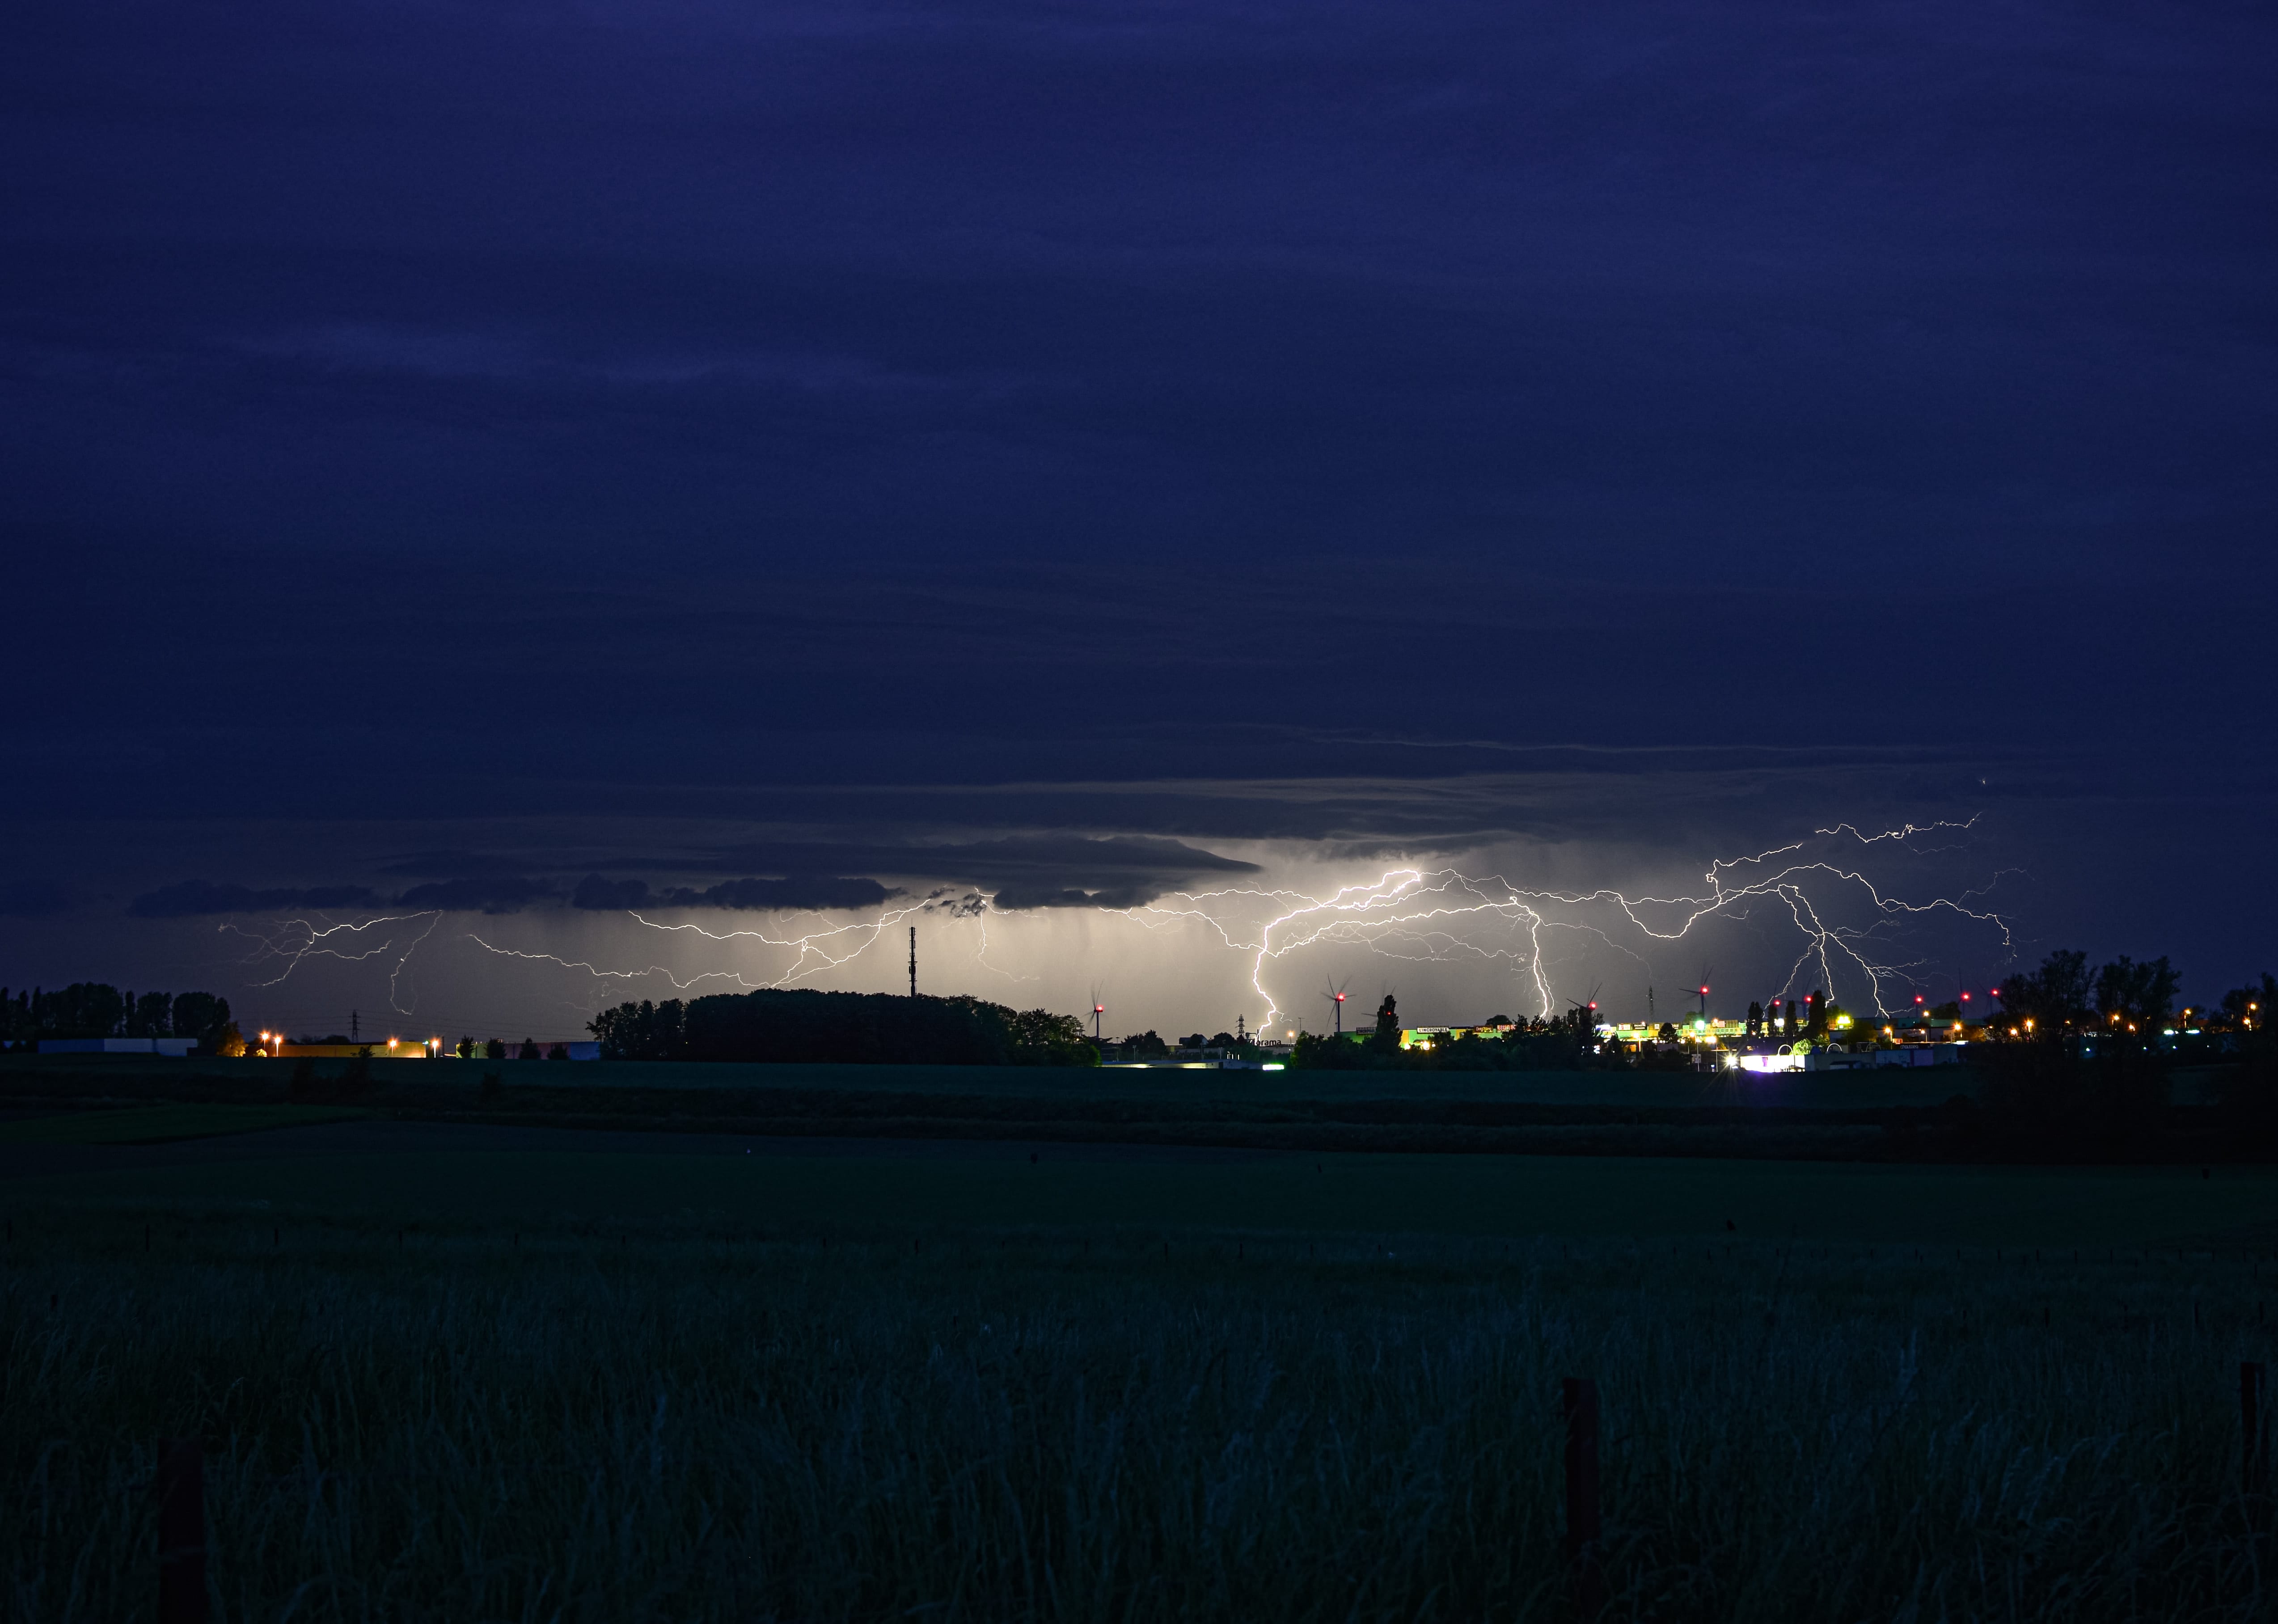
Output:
[6, 1201, 2275, 1622]
[0, 1104, 365, 1145]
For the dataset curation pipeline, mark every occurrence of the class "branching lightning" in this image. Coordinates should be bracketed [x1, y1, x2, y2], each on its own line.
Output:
[458, 818, 2013, 1030]
[220, 911, 444, 1013]
[1116, 817, 2011, 1028]
[465, 888, 1034, 1001]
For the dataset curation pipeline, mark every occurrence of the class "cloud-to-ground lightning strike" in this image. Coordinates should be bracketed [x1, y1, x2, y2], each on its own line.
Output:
[1122, 818, 2012, 1030]
[461, 818, 2012, 1032]
[220, 911, 444, 1013]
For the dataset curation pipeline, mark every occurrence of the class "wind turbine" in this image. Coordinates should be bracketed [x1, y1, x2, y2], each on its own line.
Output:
[1323, 975, 1350, 1036]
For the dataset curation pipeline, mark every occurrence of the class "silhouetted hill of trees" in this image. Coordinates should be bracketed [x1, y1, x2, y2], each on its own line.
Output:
[587, 990, 1098, 1066]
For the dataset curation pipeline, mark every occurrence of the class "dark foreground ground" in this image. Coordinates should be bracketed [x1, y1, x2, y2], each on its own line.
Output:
[7, 1112, 2278, 1246]
[5, 1105, 2278, 1622]
[0, 1051, 2258, 1163]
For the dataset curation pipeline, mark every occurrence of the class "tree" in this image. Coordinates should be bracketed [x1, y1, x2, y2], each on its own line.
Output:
[456, 1036, 475, 1060]
[2094, 955, 2179, 1029]
[1999, 950, 2093, 1034]
[587, 999, 686, 1061]
[518, 1038, 541, 1060]
[1745, 1000, 1763, 1037]
[1370, 994, 1401, 1053]
[126, 990, 172, 1038]
[170, 992, 235, 1053]
[45, 982, 126, 1039]
[2217, 974, 2274, 1034]
[1006, 1008, 1098, 1066]
[485, 1038, 507, 1061]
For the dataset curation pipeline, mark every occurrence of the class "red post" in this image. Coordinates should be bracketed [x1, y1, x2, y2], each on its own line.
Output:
[1563, 1377, 1605, 1616]
[156, 1438, 207, 1624]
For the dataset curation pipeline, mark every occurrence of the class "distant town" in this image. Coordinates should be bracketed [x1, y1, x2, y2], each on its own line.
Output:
[4, 949, 2265, 1081]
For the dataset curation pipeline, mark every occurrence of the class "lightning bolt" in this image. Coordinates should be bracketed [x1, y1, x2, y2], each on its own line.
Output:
[219, 911, 444, 1013]
[1121, 817, 2010, 1029]
[465, 888, 1036, 1007]
[463, 818, 2012, 1032]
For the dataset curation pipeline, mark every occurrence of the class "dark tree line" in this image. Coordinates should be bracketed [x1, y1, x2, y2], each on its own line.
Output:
[1974, 947, 2275, 1152]
[587, 990, 1099, 1066]
[0, 984, 239, 1053]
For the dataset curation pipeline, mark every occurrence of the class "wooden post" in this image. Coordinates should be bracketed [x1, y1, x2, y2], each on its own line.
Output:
[2246, 1362, 2268, 1500]
[156, 1438, 207, 1624]
[1563, 1377, 1605, 1617]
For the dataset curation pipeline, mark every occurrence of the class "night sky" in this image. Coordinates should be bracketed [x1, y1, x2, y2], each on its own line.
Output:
[4, 0, 2273, 1036]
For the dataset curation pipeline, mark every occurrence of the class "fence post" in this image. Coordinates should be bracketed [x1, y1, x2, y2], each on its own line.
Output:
[156, 1438, 207, 1624]
[2246, 1362, 2269, 1501]
[1563, 1377, 1605, 1617]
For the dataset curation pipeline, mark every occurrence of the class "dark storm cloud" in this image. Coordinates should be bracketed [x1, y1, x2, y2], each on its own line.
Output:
[571, 875, 903, 912]
[128, 881, 381, 918]
[391, 877, 556, 914]
[378, 852, 547, 879]
[565, 835, 1257, 912]
[4, 0, 2270, 585]
[989, 884, 1173, 911]
[3, 0, 2275, 983]
[686, 836, 1261, 908]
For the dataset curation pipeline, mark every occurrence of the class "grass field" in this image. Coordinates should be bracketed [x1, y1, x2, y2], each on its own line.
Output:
[0, 1051, 1987, 1106]
[6, 1134, 2277, 1621]
[9, 1128, 2278, 1245]
[0, 1102, 366, 1145]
